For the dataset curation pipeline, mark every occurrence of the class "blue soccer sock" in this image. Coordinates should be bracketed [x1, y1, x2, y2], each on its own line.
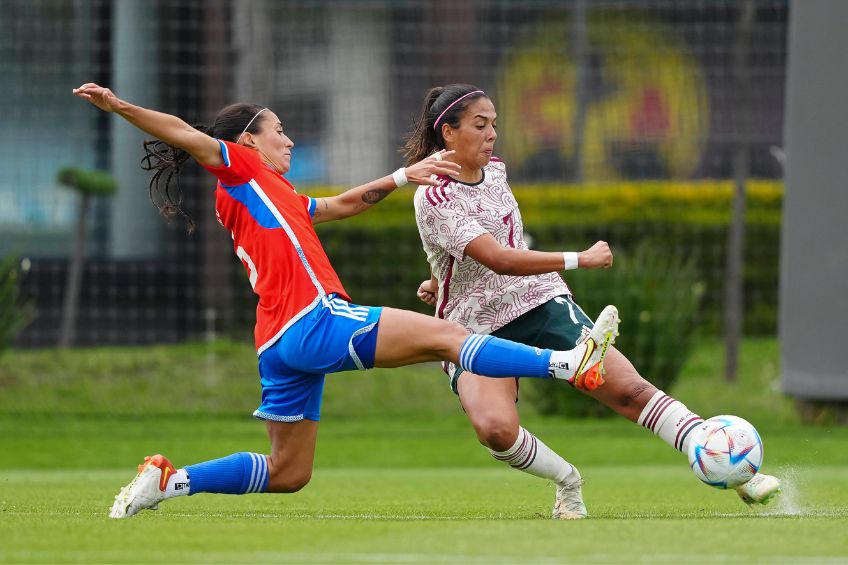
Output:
[459, 334, 553, 378]
[185, 452, 269, 495]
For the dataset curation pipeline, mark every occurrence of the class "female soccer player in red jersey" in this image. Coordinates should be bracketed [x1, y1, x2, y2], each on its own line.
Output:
[405, 84, 780, 518]
[72, 83, 620, 518]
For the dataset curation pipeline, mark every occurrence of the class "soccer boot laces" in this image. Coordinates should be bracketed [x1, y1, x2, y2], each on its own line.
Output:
[552, 467, 588, 520]
[109, 454, 176, 519]
[736, 473, 781, 506]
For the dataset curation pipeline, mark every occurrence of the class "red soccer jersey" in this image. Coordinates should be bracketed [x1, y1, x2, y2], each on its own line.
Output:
[203, 140, 349, 354]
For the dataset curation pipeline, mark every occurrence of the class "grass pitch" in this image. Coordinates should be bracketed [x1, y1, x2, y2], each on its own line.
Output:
[2, 338, 847, 563]
[1, 416, 847, 564]
[2, 466, 847, 564]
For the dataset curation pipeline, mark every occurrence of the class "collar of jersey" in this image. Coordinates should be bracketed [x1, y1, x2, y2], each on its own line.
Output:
[446, 168, 486, 187]
[262, 162, 286, 179]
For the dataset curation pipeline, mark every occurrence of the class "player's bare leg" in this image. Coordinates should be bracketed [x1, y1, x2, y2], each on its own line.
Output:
[581, 347, 658, 423]
[265, 419, 320, 493]
[373, 306, 618, 383]
[109, 421, 318, 518]
[458, 374, 586, 519]
[457, 374, 520, 452]
[373, 308, 469, 366]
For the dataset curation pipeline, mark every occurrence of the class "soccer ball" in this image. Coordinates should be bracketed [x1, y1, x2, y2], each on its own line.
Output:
[687, 415, 763, 489]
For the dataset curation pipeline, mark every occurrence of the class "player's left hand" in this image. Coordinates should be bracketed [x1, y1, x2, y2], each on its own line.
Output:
[405, 150, 462, 186]
[578, 241, 613, 269]
[416, 279, 437, 306]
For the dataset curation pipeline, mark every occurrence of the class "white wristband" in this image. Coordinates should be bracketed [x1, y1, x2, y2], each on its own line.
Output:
[392, 167, 408, 187]
[562, 252, 579, 271]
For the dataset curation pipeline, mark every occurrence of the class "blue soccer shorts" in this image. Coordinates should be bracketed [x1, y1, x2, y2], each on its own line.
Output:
[254, 295, 382, 422]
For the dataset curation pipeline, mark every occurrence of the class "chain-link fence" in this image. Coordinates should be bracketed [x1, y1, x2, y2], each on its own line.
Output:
[1, 0, 787, 348]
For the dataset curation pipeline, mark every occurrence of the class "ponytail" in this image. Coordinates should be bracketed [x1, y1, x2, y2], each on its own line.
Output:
[140, 126, 208, 234]
[402, 87, 444, 167]
[401, 84, 487, 167]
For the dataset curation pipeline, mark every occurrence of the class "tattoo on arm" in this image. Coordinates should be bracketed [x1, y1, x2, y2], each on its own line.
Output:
[362, 189, 390, 205]
[312, 199, 330, 219]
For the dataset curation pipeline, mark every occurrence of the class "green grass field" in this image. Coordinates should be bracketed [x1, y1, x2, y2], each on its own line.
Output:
[2, 338, 847, 563]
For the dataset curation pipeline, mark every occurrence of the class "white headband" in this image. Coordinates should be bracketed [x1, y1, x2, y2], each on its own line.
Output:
[236, 108, 268, 143]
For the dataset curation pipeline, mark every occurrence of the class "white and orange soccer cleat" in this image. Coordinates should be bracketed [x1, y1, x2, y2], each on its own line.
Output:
[109, 454, 176, 519]
[552, 466, 588, 520]
[570, 305, 619, 391]
[736, 473, 781, 506]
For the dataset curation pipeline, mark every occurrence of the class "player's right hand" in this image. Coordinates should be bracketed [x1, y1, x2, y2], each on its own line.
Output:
[405, 150, 462, 186]
[578, 241, 613, 269]
[417, 279, 437, 306]
[72, 83, 123, 113]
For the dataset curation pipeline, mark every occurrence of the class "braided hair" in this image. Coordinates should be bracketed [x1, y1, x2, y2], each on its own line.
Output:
[140, 102, 265, 232]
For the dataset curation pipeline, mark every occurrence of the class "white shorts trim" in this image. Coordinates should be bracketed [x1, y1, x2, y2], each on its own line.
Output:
[348, 322, 378, 370]
[253, 410, 305, 422]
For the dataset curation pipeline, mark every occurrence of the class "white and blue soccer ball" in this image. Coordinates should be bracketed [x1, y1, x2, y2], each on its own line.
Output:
[687, 415, 763, 489]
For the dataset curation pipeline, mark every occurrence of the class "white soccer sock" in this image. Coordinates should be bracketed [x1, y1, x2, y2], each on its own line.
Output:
[164, 468, 190, 498]
[637, 390, 704, 453]
[490, 427, 574, 485]
[547, 345, 585, 380]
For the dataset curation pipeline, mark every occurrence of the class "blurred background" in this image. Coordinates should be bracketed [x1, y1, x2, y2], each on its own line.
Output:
[0, 0, 844, 422]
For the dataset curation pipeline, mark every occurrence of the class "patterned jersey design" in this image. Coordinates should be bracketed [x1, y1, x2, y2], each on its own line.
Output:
[413, 157, 570, 335]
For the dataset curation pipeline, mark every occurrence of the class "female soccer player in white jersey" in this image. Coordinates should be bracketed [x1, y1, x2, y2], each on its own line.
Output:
[72, 83, 621, 519]
[405, 84, 780, 518]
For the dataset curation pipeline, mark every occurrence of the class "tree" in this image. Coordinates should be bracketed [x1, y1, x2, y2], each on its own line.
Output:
[56, 167, 117, 348]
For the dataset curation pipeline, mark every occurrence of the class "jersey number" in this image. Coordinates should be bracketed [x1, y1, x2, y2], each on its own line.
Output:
[502, 212, 516, 248]
[236, 246, 258, 289]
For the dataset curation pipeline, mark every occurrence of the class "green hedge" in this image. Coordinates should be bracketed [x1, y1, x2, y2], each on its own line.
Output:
[304, 180, 782, 228]
[227, 181, 781, 336]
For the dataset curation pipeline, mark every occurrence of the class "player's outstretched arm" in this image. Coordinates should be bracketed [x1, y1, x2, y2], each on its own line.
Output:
[72, 82, 222, 167]
[312, 151, 461, 225]
[464, 236, 613, 276]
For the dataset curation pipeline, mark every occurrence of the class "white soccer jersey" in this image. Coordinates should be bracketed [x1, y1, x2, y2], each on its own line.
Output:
[414, 157, 570, 335]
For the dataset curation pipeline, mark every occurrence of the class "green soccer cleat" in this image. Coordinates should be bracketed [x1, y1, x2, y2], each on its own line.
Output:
[736, 473, 781, 506]
[570, 305, 619, 391]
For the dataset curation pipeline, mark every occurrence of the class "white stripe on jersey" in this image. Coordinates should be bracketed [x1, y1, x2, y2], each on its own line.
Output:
[248, 179, 326, 298]
[220, 140, 231, 166]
